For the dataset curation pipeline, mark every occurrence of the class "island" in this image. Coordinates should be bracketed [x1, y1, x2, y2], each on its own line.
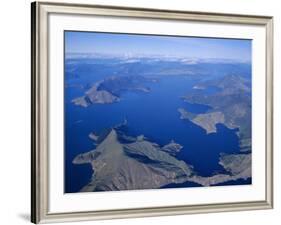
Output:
[72, 75, 153, 107]
[161, 140, 183, 156]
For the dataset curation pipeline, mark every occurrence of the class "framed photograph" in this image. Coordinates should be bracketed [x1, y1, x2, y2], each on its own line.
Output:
[31, 1, 273, 223]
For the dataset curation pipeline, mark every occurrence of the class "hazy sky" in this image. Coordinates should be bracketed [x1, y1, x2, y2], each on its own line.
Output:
[65, 31, 251, 62]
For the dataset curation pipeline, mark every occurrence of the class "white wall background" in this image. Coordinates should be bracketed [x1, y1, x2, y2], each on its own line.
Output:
[0, 0, 279, 224]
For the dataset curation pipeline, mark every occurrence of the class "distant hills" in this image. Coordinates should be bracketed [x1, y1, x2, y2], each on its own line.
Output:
[66, 52, 251, 64]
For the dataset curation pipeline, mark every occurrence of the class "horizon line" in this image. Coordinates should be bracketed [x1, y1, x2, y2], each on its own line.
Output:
[65, 52, 252, 63]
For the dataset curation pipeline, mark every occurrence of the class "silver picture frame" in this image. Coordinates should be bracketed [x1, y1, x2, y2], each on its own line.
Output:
[31, 1, 273, 223]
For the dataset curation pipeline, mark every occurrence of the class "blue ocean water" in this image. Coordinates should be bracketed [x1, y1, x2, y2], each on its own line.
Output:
[64, 61, 250, 193]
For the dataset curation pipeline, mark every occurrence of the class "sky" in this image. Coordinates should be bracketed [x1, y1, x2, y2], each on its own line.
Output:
[65, 31, 252, 62]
